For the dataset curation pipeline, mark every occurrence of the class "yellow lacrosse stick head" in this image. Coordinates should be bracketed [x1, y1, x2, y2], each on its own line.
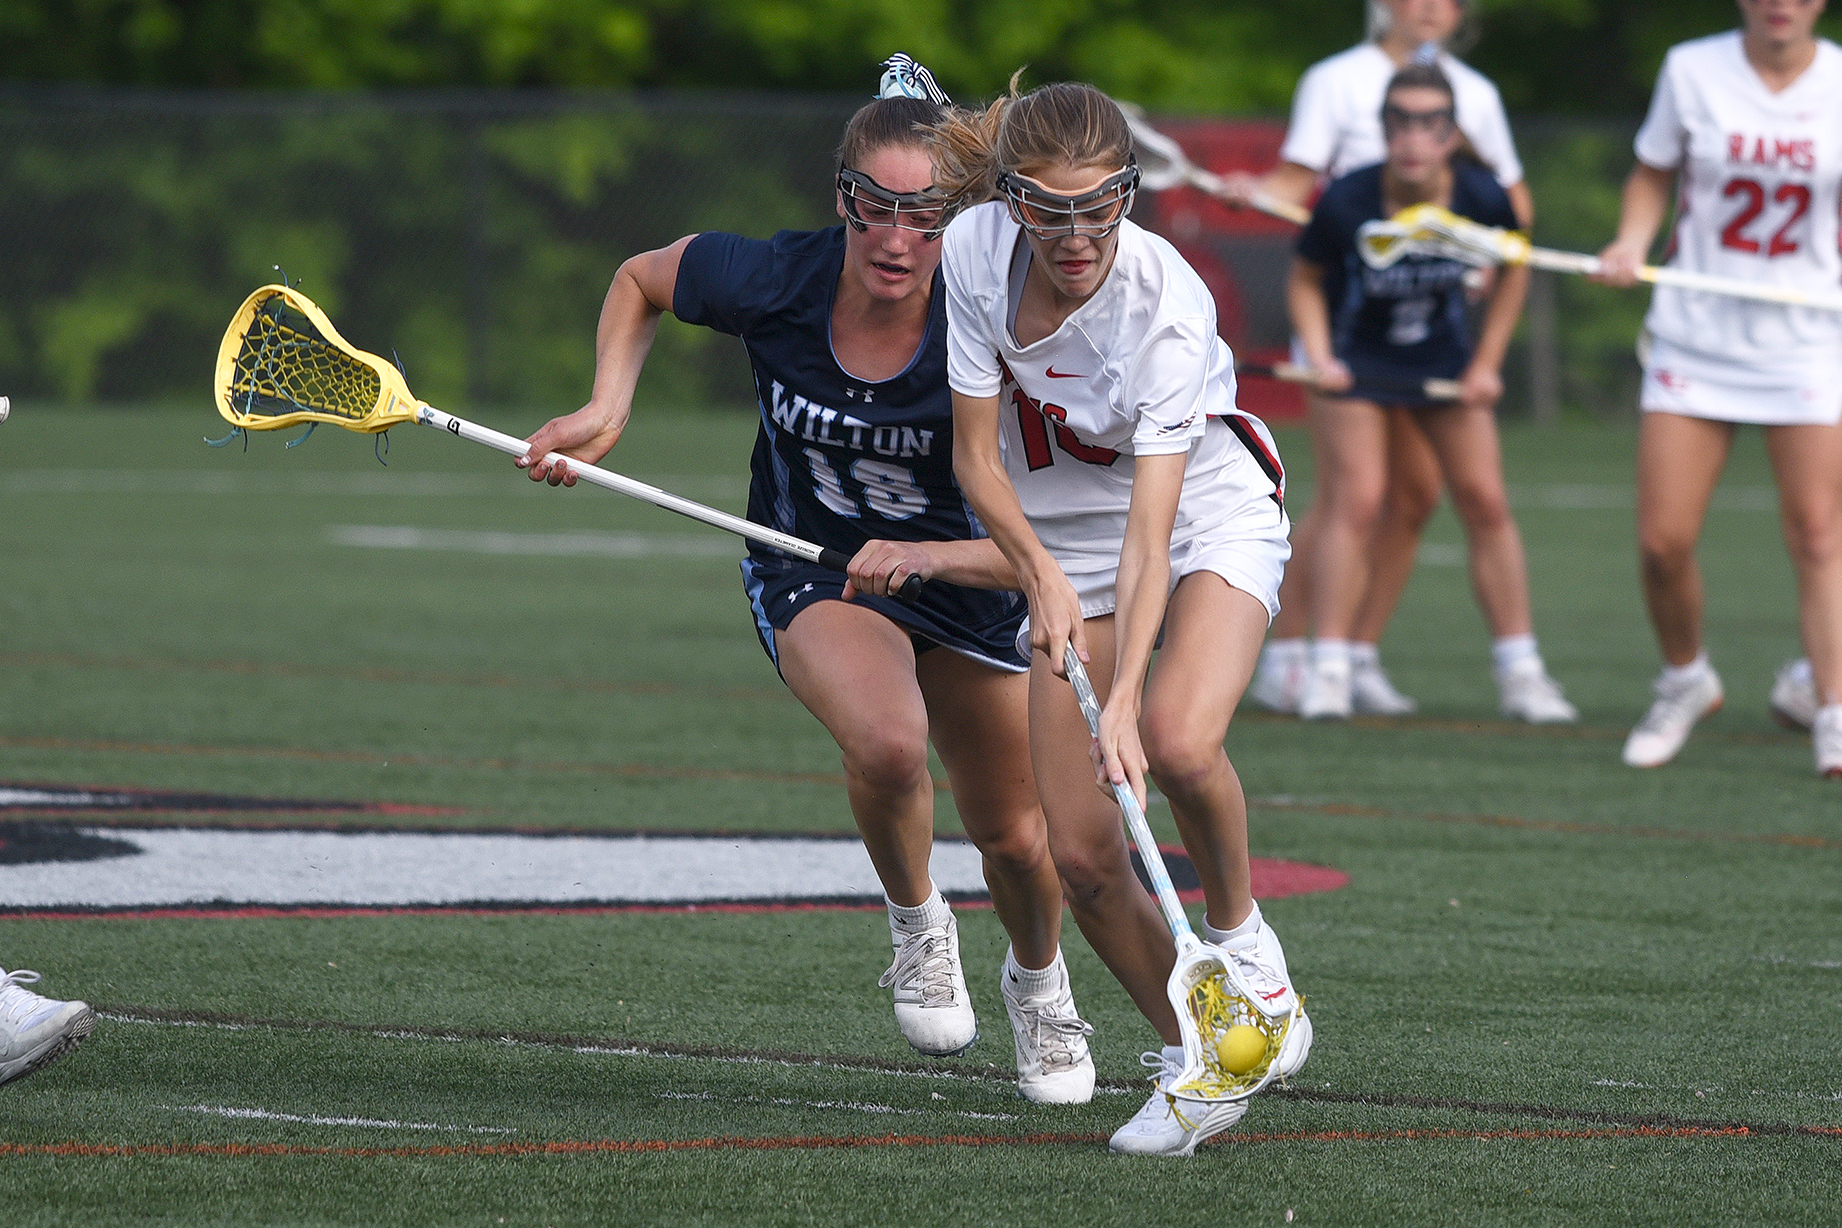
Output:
[215, 285, 425, 434]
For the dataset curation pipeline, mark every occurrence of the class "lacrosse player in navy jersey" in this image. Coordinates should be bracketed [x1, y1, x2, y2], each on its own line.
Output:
[1289, 62, 1573, 726]
[517, 57, 1095, 1104]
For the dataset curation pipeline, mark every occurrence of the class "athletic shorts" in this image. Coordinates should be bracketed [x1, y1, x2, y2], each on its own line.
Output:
[741, 552, 1029, 675]
[1015, 482, 1292, 660]
[1641, 334, 1842, 427]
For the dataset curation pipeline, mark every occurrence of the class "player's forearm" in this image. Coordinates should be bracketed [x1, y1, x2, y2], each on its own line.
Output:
[1287, 260, 1335, 366]
[584, 258, 667, 421]
[1259, 162, 1320, 209]
[950, 394, 1059, 589]
[1471, 263, 1529, 376]
[913, 537, 1020, 590]
[1110, 455, 1184, 711]
[1613, 164, 1675, 254]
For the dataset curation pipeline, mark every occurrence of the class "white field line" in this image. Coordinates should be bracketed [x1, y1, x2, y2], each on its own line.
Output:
[165, 1104, 514, 1134]
[659, 1090, 1019, 1122]
[0, 469, 748, 501]
[100, 1013, 1137, 1096]
[327, 524, 739, 559]
[1590, 1079, 1842, 1103]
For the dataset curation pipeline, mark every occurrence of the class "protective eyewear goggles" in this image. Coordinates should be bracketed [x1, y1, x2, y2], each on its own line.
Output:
[997, 160, 1139, 240]
[1381, 103, 1458, 140]
[837, 169, 950, 241]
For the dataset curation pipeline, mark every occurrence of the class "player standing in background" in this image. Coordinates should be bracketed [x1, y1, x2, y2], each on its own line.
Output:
[934, 78, 1309, 1155]
[1288, 63, 1572, 726]
[1594, 0, 1842, 776]
[1, 967, 93, 1087]
[518, 59, 1097, 1102]
[1231, 0, 1551, 721]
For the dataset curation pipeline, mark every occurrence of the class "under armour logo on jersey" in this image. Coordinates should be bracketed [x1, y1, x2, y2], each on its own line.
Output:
[845, 388, 875, 402]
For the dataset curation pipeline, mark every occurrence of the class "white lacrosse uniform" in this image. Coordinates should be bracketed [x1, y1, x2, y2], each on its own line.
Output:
[1634, 31, 1842, 426]
[1280, 43, 1524, 186]
[943, 202, 1291, 631]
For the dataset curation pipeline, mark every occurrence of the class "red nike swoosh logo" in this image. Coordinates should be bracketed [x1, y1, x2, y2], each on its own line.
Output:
[1044, 366, 1085, 379]
[1258, 987, 1290, 1001]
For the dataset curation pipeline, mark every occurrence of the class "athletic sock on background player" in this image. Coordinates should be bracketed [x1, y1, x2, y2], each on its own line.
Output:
[1490, 633, 1542, 674]
[1659, 651, 1713, 687]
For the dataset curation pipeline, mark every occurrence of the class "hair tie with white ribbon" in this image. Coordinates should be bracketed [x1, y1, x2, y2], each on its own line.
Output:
[878, 53, 950, 105]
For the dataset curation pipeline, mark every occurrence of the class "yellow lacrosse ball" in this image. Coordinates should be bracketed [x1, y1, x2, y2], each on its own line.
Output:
[1216, 1025, 1268, 1076]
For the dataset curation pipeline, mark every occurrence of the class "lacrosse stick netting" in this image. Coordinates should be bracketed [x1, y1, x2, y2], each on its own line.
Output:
[216, 285, 422, 434]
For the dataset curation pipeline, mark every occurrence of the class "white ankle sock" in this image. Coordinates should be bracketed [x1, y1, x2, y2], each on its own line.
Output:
[887, 889, 950, 938]
[1660, 652, 1710, 687]
[1310, 640, 1351, 671]
[1003, 946, 1062, 993]
[1348, 642, 1381, 670]
[1260, 638, 1306, 669]
[1491, 634, 1540, 674]
[1202, 902, 1263, 947]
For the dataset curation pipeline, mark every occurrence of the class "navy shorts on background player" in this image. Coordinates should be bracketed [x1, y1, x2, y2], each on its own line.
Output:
[673, 226, 1028, 672]
[1297, 160, 1520, 405]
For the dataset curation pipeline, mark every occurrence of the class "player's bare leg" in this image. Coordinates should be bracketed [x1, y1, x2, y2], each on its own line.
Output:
[776, 600, 977, 1054]
[1302, 395, 1390, 717]
[776, 601, 937, 905]
[1028, 618, 1181, 1041]
[1251, 394, 1325, 714]
[1635, 412, 1734, 666]
[1764, 422, 1842, 775]
[1623, 412, 1733, 765]
[915, 649, 1062, 968]
[1348, 409, 1444, 712]
[1413, 401, 1531, 638]
[1139, 573, 1267, 931]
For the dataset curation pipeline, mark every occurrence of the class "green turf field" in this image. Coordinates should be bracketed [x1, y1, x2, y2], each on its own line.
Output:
[2, 407, 1838, 1226]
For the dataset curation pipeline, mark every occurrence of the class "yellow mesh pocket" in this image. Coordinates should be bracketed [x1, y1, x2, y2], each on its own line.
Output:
[227, 301, 382, 426]
[1174, 975, 1296, 1100]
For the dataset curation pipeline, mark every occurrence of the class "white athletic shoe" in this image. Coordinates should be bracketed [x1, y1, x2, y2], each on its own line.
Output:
[1496, 659, 1578, 724]
[1814, 705, 1842, 779]
[1108, 1051, 1248, 1156]
[1298, 657, 1352, 721]
[1350, 658, 1418, 715]
[878, 914, 977, 1056]
[1, 969, 94, 1088]
[1622, 663, 1724, 768]
[1771, 659, 1819, 731]
[1000, 954, 1095, 1105]
[1221, 919, 1313, 1081]
[1248, 651, 1304, 715]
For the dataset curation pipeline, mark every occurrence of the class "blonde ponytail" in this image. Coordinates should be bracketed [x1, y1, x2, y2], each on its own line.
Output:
[929, 71, 1133, 214]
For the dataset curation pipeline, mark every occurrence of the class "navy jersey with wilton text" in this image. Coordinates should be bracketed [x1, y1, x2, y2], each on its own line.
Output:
[1297, 161, 1520, 402]
[673, 227, 1028, 671]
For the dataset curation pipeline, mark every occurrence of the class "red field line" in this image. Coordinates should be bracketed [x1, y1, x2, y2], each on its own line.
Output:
[5, 1124, 1833, 1161]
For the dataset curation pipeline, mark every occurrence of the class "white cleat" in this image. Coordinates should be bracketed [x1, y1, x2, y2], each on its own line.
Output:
[1497, 659, 1578, 724]
[1298, 657, 1352, 721]
[1814, 705, 1842, 779]
[1351, 658, 1418, 715]
[1248, 652, 1304, 715]
[1622, 663, 1723, 768]
[1000, 953, 1095, 1105]
[1108, 1052, 1248, 1156]
[1222, 918, 1313, 1080]
[1, 969, 95, 1088]
[879, 915, 977, 1056]
[1771, 659, 1819, 731]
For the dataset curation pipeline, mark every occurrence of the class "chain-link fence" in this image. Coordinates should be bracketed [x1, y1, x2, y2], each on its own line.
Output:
[0, 90, 1646, 418]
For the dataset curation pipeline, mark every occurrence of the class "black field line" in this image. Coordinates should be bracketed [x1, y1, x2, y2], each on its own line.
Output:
[97, 1007, 1841, 1139]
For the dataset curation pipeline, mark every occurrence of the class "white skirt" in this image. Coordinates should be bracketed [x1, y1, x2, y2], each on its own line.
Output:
[1640, 333, 1842, 426]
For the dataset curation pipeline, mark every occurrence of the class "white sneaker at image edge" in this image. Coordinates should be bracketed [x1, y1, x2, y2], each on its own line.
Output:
[1, 969, 95, 1087]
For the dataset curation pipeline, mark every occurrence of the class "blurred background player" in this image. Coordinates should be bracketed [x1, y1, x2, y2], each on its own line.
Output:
[1, 967, 93, 1088]
[1288, 63, 1573, 723]
[936, 78, 1308, 1155]
[1595, 0, 1842, 775]
[517, 58, 1096, 1102]
[1231, 0, 1543, 719]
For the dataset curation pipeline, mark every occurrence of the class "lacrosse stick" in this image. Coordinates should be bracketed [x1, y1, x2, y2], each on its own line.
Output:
[214, 284, 919, 597]
[1061, 645, 1304, 1103]
[1360, 203, 1842, 313]
[1235, 360, 1460, 403]
[1120, 104, 1311, 227]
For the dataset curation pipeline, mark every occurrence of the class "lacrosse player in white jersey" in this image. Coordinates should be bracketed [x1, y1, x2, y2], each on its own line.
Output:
[1232, 0, 1542, 720]
[1, 966, 93, 1087]
[1595, 0, 1842, 775]
[934, 78, 1308, 1155]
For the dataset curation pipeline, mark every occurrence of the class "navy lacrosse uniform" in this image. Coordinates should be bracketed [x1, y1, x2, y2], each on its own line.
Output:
[673, 227, 1028, 672]
[1297, 161, 1520, 406]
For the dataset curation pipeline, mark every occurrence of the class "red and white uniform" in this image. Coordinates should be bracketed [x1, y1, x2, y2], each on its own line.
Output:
[943, 201, 1290, 624]
[1635, 31, 1842, 425]
[1280, 43, 1524, 186]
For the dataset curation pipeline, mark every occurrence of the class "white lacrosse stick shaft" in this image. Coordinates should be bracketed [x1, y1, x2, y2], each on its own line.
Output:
[1121, 105, 1311, 227]
[415, 406, 855, 575]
